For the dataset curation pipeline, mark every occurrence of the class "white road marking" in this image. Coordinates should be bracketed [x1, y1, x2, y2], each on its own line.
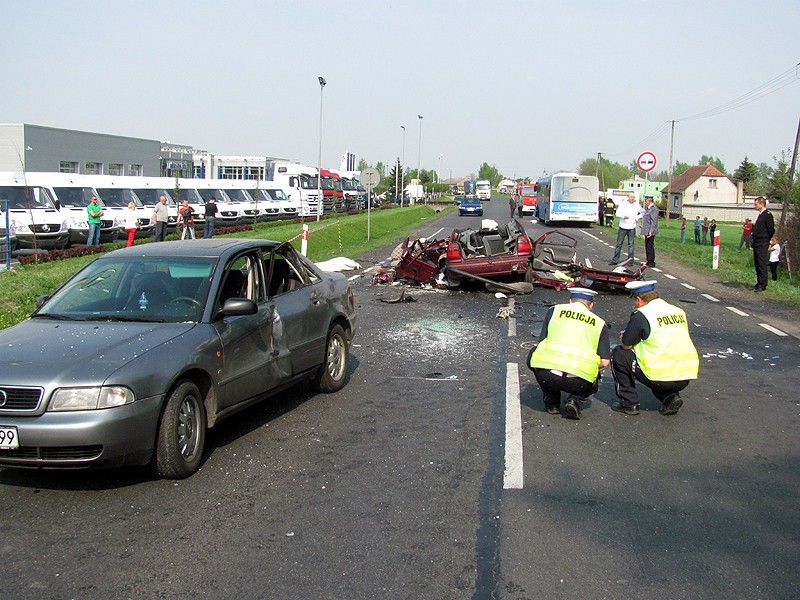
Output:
[663, 273, 677, 279]
[508, 317, 517, 337]
[580, 230, 602, 241]
[681, 283, 697, 289]
[504, 362, 524, 489]
[651, 267, 663, 272]
[759, 323, 788, 337]
[701, 294, 719, 302]
[726, 306, 749, 317]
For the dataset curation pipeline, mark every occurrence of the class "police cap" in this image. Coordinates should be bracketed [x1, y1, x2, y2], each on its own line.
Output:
[625, 280, 657, 294]
[569, 287, 598, 301]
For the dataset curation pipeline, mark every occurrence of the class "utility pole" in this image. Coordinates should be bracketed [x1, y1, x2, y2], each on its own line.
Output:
[778, 116, 800, 234]
[666, 119, 675, 224]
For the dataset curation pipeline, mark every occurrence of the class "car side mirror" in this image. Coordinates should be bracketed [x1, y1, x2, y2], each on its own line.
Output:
[219, 298, 258, 317]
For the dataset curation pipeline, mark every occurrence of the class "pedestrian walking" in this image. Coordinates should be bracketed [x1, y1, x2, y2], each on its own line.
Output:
[123, 201, 139, 247]
[610, 280, 699, 416]
[528, 287, 611, 420]
[768, 236, 782, 281]
[153, 196, 169, 242]
[86, 195, 104, 246]
[751, 197, 775, 292]
[204, 197, 218, 239]
[641, 196, 658, 267]
[609, 193, 642, 265]
[178, 200, 196, 240]
[739, 218, 753, 249]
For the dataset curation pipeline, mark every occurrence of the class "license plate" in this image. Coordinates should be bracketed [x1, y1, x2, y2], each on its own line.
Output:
[0, 426, 19, 450]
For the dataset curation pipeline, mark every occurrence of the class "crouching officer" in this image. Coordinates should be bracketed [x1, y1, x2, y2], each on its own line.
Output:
[611, 280, 699, 416]
[528, 287, 611, 420]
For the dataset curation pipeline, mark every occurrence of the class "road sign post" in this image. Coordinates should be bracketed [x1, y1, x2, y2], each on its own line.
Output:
[712, 229, 720, 269]
[360, 168, 381, 241]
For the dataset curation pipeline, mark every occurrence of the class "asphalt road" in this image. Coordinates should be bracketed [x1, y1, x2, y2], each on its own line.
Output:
[1, 198, 798, 599]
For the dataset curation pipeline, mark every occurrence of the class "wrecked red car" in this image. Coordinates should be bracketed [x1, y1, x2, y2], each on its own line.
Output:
[444, 220, 533, 287]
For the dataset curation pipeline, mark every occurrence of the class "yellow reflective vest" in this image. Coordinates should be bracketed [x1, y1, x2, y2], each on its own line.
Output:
[529, 302, 605, 382]
[634, 298, 699, 381]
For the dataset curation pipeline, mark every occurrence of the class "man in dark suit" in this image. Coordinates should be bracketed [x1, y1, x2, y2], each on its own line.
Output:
[751, 197, 776, 292]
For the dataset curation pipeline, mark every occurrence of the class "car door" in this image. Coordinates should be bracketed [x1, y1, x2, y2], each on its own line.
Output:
[213, 250, 291, 409]
[265, 244, 330, 376]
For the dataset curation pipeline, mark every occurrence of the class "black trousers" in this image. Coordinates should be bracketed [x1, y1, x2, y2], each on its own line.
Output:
[753, 241, 769, 289]
[154, 221, 167, 242]
[644, 235, 655, 266]
[610, 346, 689, 407]
[532, 368, 598, 408]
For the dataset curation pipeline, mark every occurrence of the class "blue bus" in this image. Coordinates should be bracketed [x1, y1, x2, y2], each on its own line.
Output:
[535, 172, 599, 226]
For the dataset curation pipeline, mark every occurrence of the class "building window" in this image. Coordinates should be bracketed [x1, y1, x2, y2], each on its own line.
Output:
[84, 162, 102, 175]
[59, 161, 78, 173]
[708, 179, 717, 189]
[129, 164, 142, 176]
[108, 163, 123, 176]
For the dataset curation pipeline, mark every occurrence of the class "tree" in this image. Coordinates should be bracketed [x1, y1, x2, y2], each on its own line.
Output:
[385, 159, 403, 203]
[357, 158, 368, 171]
[577, 156, 631, 189]
[477, 163, 503, 186]
[698, 155, 726, 174]
[732, 156, 760, 195]
[673, 161, 691, 176]
[375, 161, 386, 178]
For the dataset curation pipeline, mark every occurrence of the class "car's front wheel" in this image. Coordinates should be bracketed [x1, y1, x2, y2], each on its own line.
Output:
[312, 324, 350, 393]
[152, 380, 206, 479]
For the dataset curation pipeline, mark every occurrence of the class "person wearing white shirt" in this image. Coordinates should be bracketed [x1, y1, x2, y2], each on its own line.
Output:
[123, 201, 139, 247]
[609, 194, 643, 265]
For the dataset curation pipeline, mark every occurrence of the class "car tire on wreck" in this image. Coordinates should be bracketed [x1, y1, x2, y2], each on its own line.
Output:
[313, 323, 351, 393]
[152, 380, 207, 479]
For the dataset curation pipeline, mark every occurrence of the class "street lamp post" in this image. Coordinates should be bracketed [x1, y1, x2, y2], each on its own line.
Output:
[417, 115, 423, 204]
[317, 76, 326, 222]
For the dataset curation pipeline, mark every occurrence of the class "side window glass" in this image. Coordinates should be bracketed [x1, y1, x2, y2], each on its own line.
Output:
[219, 252, 265, 305]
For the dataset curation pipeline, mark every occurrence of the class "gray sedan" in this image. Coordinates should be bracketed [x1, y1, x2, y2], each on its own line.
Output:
[0, 239, 357, 478]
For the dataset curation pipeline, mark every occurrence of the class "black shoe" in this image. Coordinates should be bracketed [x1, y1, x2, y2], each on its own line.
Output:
[564, 397, 581, 420]
[608, 260, 619, 265]
[659, 393, 683, 416]
[753, 286, 765, 292]
[545, 404, 561, 415]
[611, 402, 640, 415]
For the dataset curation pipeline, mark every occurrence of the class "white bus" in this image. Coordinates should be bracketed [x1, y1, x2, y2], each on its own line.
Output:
[535, 173, 599, 226]
[476, 180, 492, 201]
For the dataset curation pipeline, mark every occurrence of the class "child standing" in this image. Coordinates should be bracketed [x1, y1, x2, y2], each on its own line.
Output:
[768, 236, 782, 281]
[680, 217, 686, 243]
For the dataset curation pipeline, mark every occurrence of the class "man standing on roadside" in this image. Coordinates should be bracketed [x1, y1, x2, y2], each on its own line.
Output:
[641, 196, 659, 267]
[739, 218, 753, 249]
[86, 195, 104, 246]
[204, 196, 218, 239]
[528, 287, 611, 420]
[153, 196, 169, 242]
[751, 197, 775, 292]
[611, 280, 699, 416]
[609, 193, 642, 265]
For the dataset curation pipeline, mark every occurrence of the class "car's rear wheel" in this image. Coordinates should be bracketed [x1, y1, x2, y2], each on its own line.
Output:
[152, 380, 206, 479]
[312, 324, 350, 393]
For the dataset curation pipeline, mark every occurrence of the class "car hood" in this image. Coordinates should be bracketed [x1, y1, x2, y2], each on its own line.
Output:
[0, 320, 196, 385]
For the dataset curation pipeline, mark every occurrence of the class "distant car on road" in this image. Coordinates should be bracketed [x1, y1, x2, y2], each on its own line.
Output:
[0, 239, 356, 478]
[458, 196, 483, 217]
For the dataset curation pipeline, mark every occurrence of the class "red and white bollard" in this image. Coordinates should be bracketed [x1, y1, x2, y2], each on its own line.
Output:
[712, 229, 720, 270]
[301, 224, 309, 256]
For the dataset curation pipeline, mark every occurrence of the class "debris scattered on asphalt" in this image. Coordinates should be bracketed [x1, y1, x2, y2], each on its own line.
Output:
[378, 290, 417, 304]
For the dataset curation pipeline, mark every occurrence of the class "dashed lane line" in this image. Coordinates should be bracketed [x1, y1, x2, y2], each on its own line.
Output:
[759, 323, 788, 337]
[663, 273, 677, 279]
[681, 283, 697, 290]
[726, 306, 749, 316]
[504, 362, 524, 489]
[701, 293, 719, 302]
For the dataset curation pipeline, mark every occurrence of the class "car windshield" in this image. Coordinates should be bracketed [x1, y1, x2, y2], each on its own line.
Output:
[265, 188, 287, 201]
[36, 257, 216, 323]
[0, 185, 58, 210]
[225, 189, 252, 203]
[96, 188, 142, 207]
[133, 189, 174, 205]
[53, 187, 100, 208]
[301, 175, 318, 189]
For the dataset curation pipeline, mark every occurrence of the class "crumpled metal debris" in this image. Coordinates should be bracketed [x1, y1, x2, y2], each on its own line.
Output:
[378, 289, 417, 304]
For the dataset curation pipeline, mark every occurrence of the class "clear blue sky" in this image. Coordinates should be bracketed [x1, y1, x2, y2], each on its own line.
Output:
[4, 0, 799, 180]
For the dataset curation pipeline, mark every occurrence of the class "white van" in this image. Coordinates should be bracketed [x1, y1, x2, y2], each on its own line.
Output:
[126, 178, 181, 233]
[0, 172, 71, 250]
[175, 179, 241, 229]
[76, 175, 156, 240]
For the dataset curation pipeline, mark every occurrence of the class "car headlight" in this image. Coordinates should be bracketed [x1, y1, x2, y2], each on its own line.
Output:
[49, 386, 135, 411]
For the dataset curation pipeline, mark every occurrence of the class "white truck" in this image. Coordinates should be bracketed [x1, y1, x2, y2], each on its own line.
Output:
[476, 180, 492, 200]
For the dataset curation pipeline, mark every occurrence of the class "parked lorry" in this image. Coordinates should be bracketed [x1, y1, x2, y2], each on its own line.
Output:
[476, 180, 492, 200]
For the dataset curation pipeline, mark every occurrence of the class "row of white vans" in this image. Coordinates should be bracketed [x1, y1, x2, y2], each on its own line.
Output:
[0, 171, 347, 251]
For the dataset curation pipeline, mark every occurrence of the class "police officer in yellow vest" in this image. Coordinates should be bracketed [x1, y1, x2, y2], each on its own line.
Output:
[611, 280, 699, 416]
[528, 287, 611, 420]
